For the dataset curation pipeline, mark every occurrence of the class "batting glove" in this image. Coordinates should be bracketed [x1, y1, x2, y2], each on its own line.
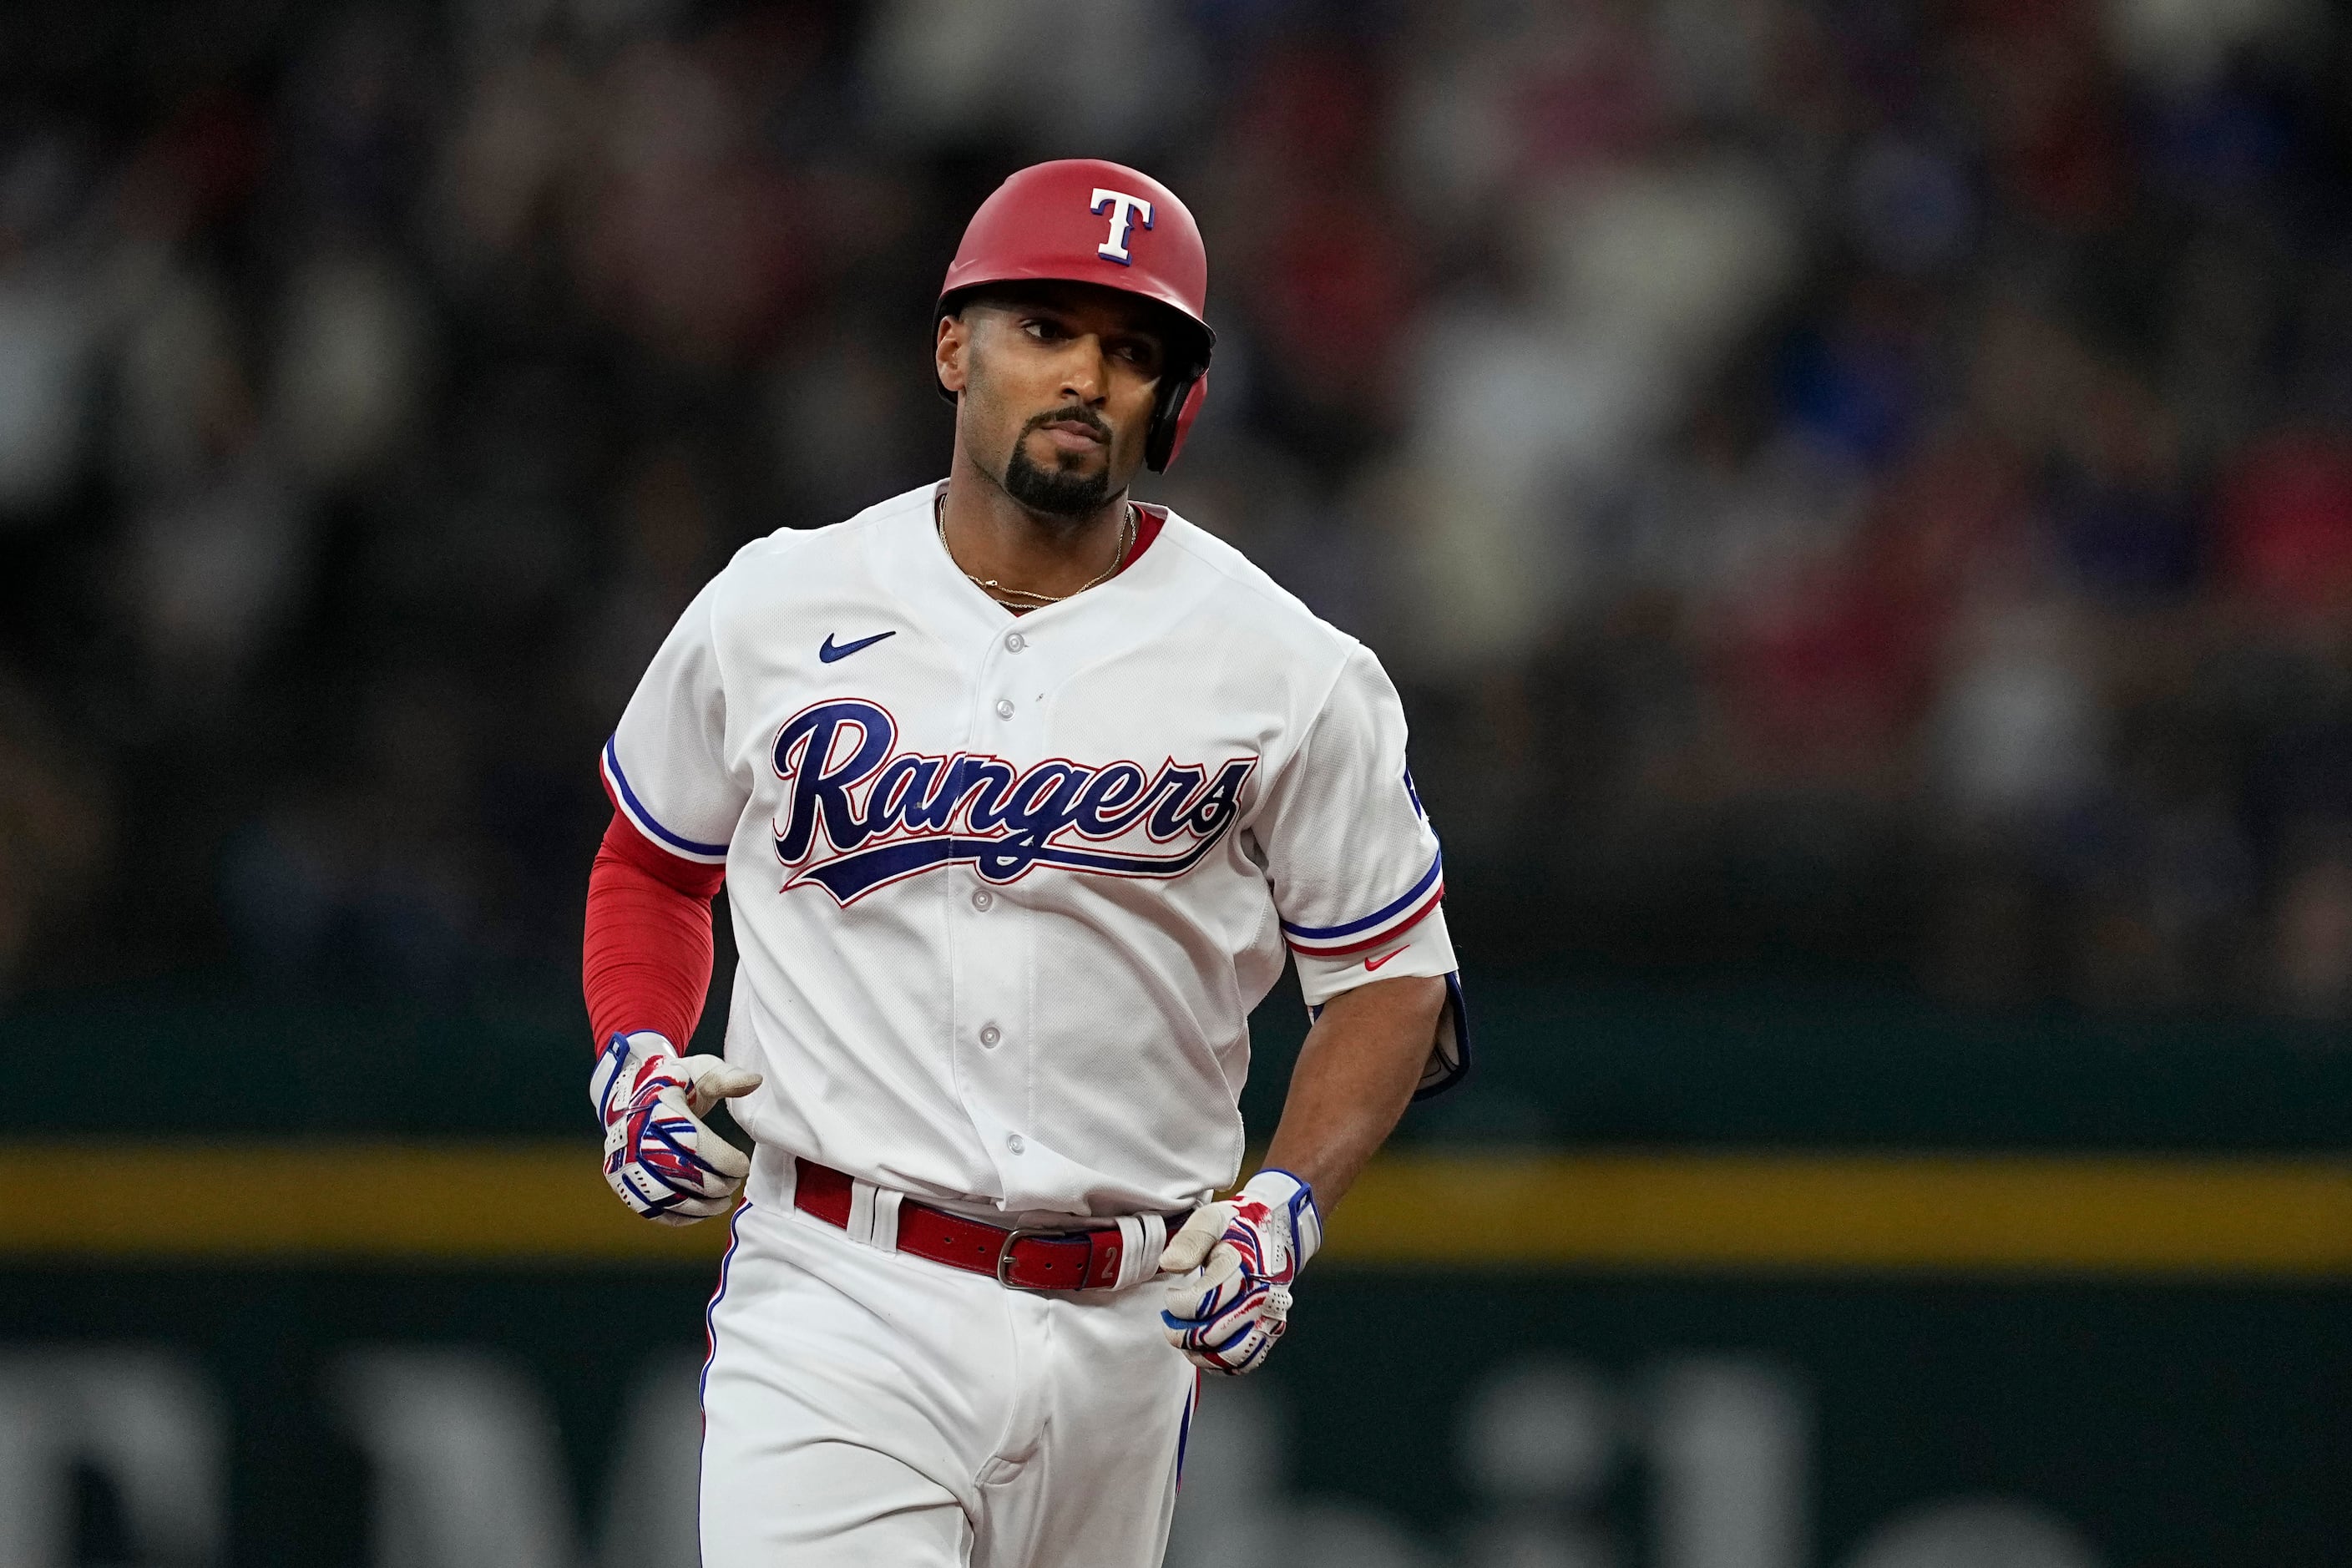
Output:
[589, 1031, 762, 1225]
[1157, 1168, 1323, 1376]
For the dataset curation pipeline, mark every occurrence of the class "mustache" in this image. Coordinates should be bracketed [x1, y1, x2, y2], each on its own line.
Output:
[1023, 404, 1112, 443]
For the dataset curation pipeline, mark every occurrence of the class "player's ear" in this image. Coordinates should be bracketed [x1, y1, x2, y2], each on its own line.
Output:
[935, 313, 970, 398]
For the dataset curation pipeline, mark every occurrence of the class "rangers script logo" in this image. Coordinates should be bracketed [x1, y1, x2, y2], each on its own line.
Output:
[772, 700, 1256, 903]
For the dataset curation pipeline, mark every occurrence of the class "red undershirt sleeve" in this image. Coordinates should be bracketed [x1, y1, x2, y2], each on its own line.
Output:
[582, 812, 727, 1051]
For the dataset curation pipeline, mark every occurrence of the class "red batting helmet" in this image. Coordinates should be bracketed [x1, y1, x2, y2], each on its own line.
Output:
[936, 159, 1213, 472]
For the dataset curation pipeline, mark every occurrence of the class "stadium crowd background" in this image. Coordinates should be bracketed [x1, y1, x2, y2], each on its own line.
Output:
[3, 0, 2351, 1019]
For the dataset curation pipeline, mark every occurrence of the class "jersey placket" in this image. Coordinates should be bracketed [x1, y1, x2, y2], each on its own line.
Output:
[953, 619, 1047, 1201]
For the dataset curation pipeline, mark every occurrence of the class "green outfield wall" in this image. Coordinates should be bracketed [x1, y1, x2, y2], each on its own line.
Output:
[1, 975, 2345, 1565]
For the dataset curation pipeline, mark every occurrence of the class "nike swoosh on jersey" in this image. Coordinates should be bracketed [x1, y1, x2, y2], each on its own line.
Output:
[818, 630, 896, 663]
[1363, 948, 1405, 972]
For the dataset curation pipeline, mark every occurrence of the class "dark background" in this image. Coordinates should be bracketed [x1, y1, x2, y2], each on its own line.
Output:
[11, 0, 2352, 1010]
[9, 1267, 2346, 1566]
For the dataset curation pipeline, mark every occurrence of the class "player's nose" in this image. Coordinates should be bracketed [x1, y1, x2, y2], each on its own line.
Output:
[1057, 336, 1112, 406]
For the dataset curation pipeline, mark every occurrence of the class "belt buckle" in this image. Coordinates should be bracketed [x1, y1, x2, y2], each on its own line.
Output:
[994, 1227, 1075, 1292]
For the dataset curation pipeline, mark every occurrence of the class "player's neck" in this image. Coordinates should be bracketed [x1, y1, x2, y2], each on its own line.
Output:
[939, 449, 1130, 606]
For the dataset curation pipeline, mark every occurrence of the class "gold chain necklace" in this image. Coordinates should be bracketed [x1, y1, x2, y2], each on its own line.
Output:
[934, 492, 1136, 609]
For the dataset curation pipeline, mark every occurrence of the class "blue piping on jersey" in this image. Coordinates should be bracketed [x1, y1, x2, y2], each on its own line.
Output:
[1277, 849, 1443, 939]
[604, 736, 731, 859]
[700, 1196, 750, 1410]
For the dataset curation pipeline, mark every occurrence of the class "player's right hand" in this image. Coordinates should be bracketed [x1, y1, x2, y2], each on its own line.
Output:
[590, 1031, 762, 1225]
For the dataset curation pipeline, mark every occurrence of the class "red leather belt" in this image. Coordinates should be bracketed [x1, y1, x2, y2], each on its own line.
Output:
[792, 1158, 1130, 1292]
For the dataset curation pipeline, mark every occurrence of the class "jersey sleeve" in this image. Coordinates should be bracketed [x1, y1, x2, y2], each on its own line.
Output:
[1255, 644, 1469, 1098]
[600, 574, 746, 867]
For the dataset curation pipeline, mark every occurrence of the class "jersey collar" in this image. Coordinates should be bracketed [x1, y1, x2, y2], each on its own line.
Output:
[913, 481, 1175, 627]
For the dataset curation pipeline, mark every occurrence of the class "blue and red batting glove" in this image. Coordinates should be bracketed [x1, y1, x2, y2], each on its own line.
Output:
[590, 1031, 761, 1225]
[1157, 1169, 1323, 1375]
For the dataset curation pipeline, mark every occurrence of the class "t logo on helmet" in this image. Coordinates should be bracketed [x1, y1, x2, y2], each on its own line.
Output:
[1090, 190, 1154, 266]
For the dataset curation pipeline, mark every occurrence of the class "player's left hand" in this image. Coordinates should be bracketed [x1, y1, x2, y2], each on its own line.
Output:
[590, 1030, 763, 1225]
[1157, 1168, 1322, 1375]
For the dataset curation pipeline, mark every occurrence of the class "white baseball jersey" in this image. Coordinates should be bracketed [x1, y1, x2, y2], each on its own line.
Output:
[603, 480, 1465, 1222]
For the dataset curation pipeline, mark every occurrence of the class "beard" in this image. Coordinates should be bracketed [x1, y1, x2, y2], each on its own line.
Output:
[1002, 408, 1115, 520]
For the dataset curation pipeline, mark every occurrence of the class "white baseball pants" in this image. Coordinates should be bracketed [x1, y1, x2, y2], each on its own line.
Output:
[700, 1150, 1198, 1567]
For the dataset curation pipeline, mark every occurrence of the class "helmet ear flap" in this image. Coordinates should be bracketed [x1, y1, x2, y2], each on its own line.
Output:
[1146, 372, 1209, 473]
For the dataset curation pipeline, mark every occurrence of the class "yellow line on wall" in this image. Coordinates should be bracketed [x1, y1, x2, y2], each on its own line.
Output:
[5, 1143, 724, 1264]
[4, 1143, 2351, 1274]
[1333, 1151, 2352, 1276]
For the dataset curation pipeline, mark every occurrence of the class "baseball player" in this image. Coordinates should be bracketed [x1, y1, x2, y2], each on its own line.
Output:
[579, 158, 1467, 1567]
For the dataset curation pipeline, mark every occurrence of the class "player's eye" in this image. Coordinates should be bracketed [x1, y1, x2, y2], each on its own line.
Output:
[1022, 317, 1067, 341]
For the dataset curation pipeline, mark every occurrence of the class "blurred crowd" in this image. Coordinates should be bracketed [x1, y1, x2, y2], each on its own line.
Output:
[5, 0, 2352, 1014]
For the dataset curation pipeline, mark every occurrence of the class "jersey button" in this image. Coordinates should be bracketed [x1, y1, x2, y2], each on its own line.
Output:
[1006, 1134, 1025, 1154]
[994, 699, 1015, 719]
[970, 888, 994, 911]
[979, 1024, 1001, 1048]
[1004, 631, 1026, 653]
